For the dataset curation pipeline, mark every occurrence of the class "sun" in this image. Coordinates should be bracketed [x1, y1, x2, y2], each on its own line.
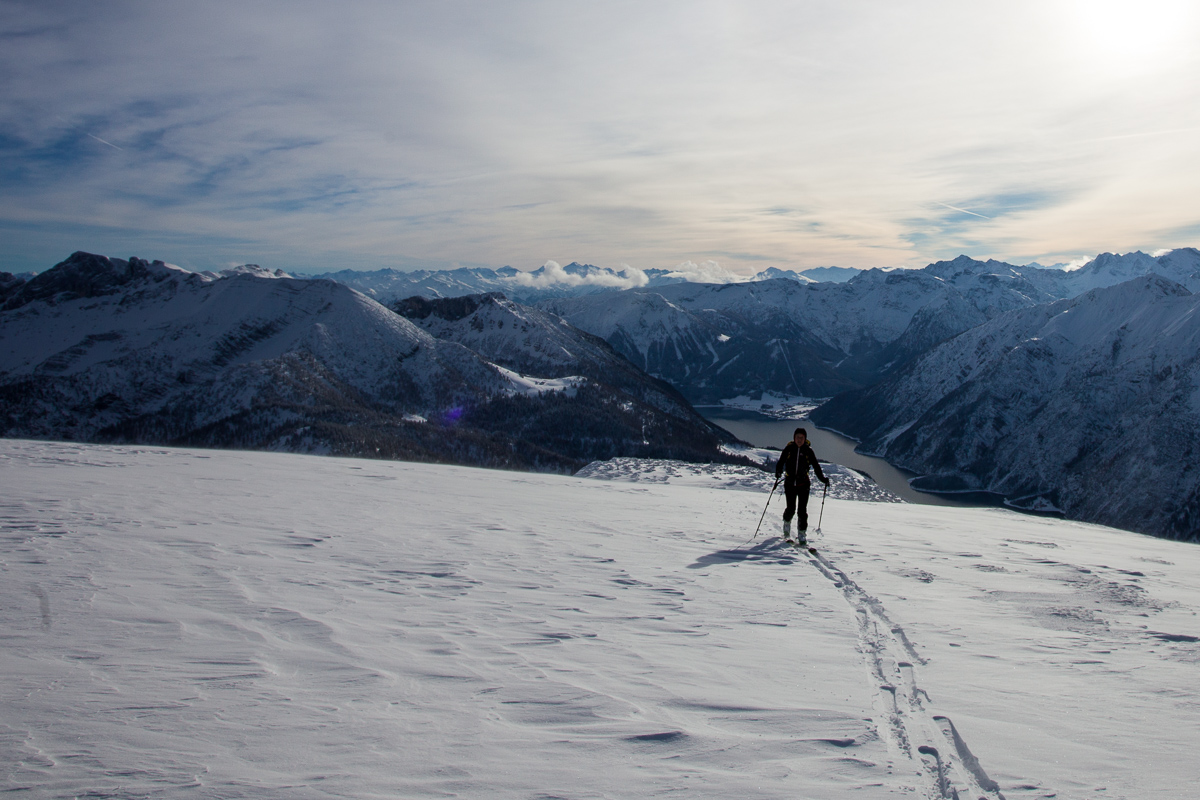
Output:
[1066, 0, 1195, 76]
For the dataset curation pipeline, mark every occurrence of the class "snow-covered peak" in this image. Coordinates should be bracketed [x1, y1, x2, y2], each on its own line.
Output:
[2, 252, 305, 312]
[1074, 250, 1159, 283]
[212, 264, 293, 280]
[797, 265, 862, 283]
[923, 254, 992, 277]
[309, 262, 654, 304]
[1048, 248, 1200, 295]
[0, 256, 530, 455]
[750, 267, 814, 283]
[1155, 246, 1200, 273]
[922, 254, 1033, 282]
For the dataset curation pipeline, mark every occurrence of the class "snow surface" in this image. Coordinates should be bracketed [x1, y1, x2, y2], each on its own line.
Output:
[581, 456, 902, 505]
[710, 393, 825, 419]
[4, 440, 1200, 798]
[493, 364, 586, 397]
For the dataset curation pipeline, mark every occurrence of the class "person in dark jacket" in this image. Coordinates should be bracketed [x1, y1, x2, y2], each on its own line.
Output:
[774, 427, 829, 544]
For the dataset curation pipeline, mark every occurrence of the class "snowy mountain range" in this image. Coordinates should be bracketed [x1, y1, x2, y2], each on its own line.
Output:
[541, 249, 1200, 403]
[243, 246, 1200, 415]
[531, 248, 1200, 538]
[0, 252, 740, 471]
[305, 261, 860, 305]
[308, 261, 671, 304]
[302, 249, 1200, 411]
[8, 247, 1200, 538]
[537, 255, 1047, 401]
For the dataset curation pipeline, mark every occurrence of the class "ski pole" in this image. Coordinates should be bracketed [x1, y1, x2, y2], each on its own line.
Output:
[813, 481, 828, 535]
[751, 476, 782, 542]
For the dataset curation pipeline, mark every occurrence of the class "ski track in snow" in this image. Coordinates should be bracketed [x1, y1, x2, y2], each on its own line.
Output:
[0, 442, 905, 798]
[588, 457, 1007, 795]
[803, 547, 1006, 798]
[708, 531, 1009, 799]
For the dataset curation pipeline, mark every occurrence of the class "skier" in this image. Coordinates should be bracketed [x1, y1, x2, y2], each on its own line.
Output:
[774, 427, 829, 546]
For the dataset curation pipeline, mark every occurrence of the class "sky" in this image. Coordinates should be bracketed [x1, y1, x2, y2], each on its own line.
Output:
[2, 0, 1199, 276]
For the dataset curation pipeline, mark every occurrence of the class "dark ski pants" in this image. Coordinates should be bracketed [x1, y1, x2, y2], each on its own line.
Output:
[782, 478, 811, 531]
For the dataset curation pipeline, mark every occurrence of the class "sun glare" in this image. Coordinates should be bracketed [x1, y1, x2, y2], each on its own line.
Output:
[1067, 0, 1195, 75]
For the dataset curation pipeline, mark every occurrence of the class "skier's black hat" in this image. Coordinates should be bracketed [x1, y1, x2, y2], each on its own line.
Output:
[794, 427, 807, 438]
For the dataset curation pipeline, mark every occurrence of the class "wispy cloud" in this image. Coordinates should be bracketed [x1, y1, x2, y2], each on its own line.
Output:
[1, 1, 1198, 274]
[665, 260, 747, 284]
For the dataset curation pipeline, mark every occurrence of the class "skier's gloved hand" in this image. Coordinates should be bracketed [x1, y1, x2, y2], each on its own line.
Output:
[821, 476, 830, 486]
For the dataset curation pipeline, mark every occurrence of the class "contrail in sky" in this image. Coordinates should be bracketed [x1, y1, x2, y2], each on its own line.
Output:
[86, 133, 123, 151]
[934, 201, 990, 219]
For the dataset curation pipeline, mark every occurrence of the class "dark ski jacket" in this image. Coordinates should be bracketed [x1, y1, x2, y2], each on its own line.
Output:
[775, 441, 827, 484]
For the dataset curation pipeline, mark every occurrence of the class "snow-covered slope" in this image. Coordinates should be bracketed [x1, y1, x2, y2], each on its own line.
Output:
[393, 293, 742, 463]
[813, 275, 1200, 539]
[540, 282, 856, 402]
[0, 253, 514, 456]
[395, 293, 705, 422]
[4, 439, 1199, 798]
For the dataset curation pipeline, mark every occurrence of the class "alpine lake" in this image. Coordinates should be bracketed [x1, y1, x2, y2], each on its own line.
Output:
[700, 407, 1010, 509]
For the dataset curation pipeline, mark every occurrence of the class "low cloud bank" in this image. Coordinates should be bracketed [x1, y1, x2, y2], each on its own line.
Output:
[502, 259, 751, 289]
[507, 260, 649, 289]
[664, 260, 749, 284]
